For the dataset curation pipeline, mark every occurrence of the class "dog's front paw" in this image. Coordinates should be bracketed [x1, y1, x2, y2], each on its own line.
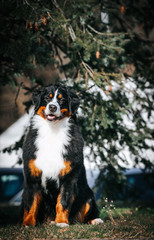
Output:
[56, 223, 69, 228]
[90, 218, 103, 225]
[22, 215, 36, 226]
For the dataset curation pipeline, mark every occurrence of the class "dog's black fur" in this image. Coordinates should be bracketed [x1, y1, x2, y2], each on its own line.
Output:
[21, 84, 100, 226]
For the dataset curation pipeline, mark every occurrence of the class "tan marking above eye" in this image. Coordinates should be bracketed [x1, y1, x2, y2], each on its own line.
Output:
[58, 94, 62, 99]
[49, 93, 53, 98]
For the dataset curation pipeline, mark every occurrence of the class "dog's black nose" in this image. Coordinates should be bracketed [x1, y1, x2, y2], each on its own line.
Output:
[49, 104, 57, 112]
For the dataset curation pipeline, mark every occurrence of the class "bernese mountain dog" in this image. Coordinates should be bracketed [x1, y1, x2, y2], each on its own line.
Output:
[21, 84, 103, 227]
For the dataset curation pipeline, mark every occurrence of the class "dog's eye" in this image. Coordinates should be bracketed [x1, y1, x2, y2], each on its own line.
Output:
[45, 93, 53, 101]
[57, 94, 62, 99]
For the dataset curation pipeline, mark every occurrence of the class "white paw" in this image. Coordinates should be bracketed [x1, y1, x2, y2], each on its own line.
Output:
[91, 218, 103, 225]
[50, 221, 55, 225]
[56, 223, 69, 228]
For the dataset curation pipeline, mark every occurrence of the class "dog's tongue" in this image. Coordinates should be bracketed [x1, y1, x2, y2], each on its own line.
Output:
[47, 114, 56, 121]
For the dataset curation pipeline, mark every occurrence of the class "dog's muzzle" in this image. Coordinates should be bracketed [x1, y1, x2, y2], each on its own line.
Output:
[45, 102, 61, 121]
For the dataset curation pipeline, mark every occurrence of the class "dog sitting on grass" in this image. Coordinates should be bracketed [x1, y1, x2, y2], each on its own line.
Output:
[21, 84, 103, 227]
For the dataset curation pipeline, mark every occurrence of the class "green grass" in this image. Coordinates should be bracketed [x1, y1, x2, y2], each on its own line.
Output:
[0, 208, 154, 239]
[100, 207, 132, 219]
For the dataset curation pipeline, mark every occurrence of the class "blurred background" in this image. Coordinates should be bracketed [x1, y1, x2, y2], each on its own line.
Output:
[0, 0, 154, 225]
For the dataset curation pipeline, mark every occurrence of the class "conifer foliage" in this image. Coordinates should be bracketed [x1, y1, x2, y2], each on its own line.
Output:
[0, 0, 153, 199]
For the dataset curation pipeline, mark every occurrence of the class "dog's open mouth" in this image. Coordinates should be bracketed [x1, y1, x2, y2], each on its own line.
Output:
[46, 114, 57, 121]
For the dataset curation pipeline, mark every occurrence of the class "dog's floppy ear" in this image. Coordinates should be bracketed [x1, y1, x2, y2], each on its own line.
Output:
[68, 89, 80, 116]
[32, 88, 44, 112]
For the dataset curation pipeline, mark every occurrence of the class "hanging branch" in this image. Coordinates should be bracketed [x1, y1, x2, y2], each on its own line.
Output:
[52, 0, 95, 81]
[87, 24, 128, 36]
[68, 26, 76, 42]
[81, 60, 94, 79]
[15, 82, 24, 107]
[54, 45, 67, 79]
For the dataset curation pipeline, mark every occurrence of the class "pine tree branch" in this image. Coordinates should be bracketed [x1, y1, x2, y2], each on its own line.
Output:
[87, 24, 128, 36]
[81, 60, 94, 79]
[15, 82, 24, 107]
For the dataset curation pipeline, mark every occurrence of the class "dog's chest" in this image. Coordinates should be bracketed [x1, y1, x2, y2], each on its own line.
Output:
[33, 116, 70, 187]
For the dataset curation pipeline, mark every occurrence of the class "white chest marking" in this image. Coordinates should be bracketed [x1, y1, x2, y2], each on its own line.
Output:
[32, 115, 71, 187]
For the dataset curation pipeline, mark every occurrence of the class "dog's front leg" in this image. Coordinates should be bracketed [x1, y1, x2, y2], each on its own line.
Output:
[55, 161, 75, 227]
[22, 189, 42, 226]
[22, 159, 42, 226]
[55, 192, 69, 227]
[55, 183, 75, 227]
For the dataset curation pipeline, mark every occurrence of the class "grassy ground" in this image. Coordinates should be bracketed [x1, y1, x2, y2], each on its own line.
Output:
[0, 207, 154, 239]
